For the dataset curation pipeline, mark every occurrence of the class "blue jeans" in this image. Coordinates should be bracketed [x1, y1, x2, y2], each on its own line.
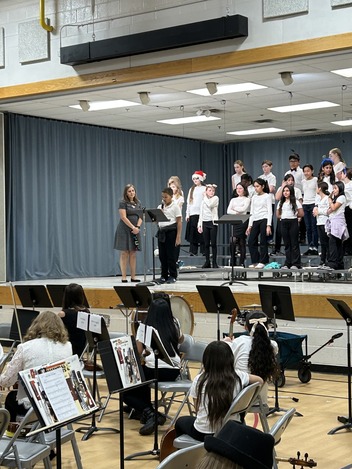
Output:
[303, 203, 318, 248]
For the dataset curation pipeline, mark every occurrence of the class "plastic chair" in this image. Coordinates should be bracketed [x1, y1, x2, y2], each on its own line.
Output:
[156, 442, 206, 469]
[0, 408, 51, 469]
[270, 407, 296, 469]
[173, 381, 262, 449]
[158, 338, 207, 421]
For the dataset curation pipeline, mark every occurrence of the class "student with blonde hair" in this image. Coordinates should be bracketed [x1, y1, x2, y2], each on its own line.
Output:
[0, 311, 72, 425]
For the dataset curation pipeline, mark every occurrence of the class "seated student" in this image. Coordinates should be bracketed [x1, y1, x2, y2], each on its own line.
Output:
[123, 297, 183, 435]
[58, 283, 90, 357]
[226, 311, 279, 405]
[175, 341, 263, 442]
[196, 420, 274, 469]
[0, 311, 72, 426]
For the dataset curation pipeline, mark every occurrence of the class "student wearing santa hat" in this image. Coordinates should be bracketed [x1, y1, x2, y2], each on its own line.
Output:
[186, 171, 206, 256]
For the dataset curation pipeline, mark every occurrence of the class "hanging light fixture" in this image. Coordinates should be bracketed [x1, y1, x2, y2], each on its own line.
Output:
[279, 71, 294, 86]
[138, 92, 150, 105]
[79, 100, 90, 112]
[205, 82, 218, 95]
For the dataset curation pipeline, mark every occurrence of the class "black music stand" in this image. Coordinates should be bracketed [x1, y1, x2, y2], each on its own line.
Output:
[136, 208, 169, 285]
[258, 284, 300, 416]
[114, 285, 152, 333]
[15, 285, 53, 309]
[196, 285, 240, 340]
[46, 284, 90, 308]
[98, 338, 154, 469]
[327, 298, 352, 434]
[9, 309, 39, 342]
[216, 214, 249, 286]
[76, 315, 119, 440]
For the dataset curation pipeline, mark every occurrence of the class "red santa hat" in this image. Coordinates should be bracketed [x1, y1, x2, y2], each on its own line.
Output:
[192, 170, 206, 182]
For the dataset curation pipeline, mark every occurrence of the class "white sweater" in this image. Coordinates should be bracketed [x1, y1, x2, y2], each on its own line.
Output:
[186, 186, 206, 217]
[248, 193, 272, 227]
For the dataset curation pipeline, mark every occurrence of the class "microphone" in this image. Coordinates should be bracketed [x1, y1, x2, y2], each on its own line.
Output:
[161, 201, 164, 209]
[332, 332, 343, 340]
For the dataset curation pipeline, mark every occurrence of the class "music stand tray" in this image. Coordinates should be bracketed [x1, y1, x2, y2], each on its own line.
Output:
[196, 285, 240, 340]
[113, 286, 152, 309]
[46, 284, 90, 308]
[136, 209, 169, 223]
[258, 284, 295, 322]
[15, 285, 53, 308]
[10, 309, 39, 342]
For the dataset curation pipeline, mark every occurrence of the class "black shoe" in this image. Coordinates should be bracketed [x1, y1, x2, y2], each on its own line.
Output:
[139, 409, 166, 435]
[156, 277, 166, 284]
[302, 249, 312, 256]
[129, 409, 142, 420]
[202, 262, 211, 268]
[212, 262, 219, 268]
[131, 278, 140, 282]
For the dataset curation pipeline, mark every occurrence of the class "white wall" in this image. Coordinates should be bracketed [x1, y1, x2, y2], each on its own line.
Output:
[0, 0, 352, 87]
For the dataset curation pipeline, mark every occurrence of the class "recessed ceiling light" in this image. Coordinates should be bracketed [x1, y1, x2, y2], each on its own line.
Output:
[330, 68, 352, 78]
[187, 83, 267, 96]
[331, 119, 352, 127]
[268, 101, 339, 113]
[227, 128, 285, 136]
[158, 116, 221, 125]
[69, 100, 140, 111]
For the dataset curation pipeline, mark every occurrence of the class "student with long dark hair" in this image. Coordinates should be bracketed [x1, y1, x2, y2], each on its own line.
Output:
[174, 341, 263, 442]
[318, 158, 335, 193]
[124, 297, 183, 435]
[313, 182, 330, 266]
[228, 311, 279, 404]
[277, 185, 304, 270]
[246, 178, 272, 268]
[58, 283, 89, 357]
[320, 181, 349, 271]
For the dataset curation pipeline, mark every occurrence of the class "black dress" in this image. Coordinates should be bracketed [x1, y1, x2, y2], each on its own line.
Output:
[61, 308, 88, 357]
[114, 199, 142, 251]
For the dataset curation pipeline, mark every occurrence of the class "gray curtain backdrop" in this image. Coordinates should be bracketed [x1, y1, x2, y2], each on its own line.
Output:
[5, 112, 352, 281]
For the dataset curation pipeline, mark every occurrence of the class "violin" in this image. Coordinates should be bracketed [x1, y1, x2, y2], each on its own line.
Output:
[276, 451, 317, 468]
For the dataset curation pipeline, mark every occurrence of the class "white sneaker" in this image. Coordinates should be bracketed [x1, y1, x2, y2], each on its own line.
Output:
[290, 266, 299, 270]
[249, 264, 257, 268]
[255, 263, 265, 269]
[281, 265, 289, 270]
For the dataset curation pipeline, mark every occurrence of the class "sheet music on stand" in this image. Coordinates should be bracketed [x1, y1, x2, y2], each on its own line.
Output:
[19, 354, 98, 435]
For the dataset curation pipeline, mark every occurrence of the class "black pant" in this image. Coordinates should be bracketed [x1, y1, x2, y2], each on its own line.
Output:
[327, 235, 344, 270]
[248, 219, 269, 264]
[158, 229, 177, 279]
[281, 218, 301, 267]
[344, 207, 352, 255]
[274, 217, 282, 252]
[175, 415, 210, 442]
[187, 215, 205, 255]
[123, 366, 180, 412]
[5, 391, 26, 422]
[317, 225, 329, 264]
[202, 221, 218, 263]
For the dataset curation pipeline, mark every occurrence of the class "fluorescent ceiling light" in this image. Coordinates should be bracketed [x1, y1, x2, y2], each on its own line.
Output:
[158, 116, 221, 125]
[187, 83, 267, 96]
[69, 100, 140, 111]
[268, 101, 339, 113]
[331, 68, 352, 78]
[331, 119, 352, 127]
[227, 128, 285, 136]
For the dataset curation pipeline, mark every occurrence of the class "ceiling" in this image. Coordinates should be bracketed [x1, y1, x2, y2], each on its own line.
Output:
[2, 49, 352, 143]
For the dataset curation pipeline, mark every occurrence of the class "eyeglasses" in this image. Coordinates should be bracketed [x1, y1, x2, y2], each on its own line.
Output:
[192, 177, 200, 180]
